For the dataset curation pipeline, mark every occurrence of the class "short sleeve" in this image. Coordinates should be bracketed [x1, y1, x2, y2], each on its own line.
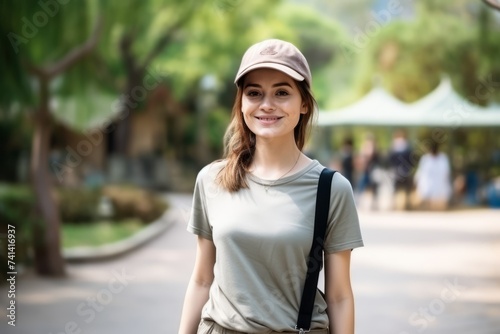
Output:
[187, 167, 213, 241]
[324, 172, 363, 253]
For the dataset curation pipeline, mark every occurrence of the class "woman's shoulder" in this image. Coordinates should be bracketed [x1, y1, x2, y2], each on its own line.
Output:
[196, 159, 227, 182]
[331, 169, 354, 196]
[306, 160, 353, 194]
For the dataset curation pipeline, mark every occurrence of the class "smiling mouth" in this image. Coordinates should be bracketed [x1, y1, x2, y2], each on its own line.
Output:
[256, 116, 283, 121]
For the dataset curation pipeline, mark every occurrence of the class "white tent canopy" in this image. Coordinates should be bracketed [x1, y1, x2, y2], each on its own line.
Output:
[317, 77, 500, 127]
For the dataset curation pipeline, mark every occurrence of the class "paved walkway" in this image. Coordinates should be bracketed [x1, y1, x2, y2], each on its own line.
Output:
[1, 194, 499, 334]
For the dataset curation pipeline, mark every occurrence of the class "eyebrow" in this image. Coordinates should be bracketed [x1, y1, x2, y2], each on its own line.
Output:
[243, 82, 293, 89]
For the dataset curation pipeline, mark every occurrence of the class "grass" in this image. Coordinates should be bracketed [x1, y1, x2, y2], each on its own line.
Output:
[62, 219, 144, 248]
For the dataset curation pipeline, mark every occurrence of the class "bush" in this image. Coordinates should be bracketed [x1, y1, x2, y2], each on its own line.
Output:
[0, 184, 37, 279]
[102, 185, 168, 224]
[56, 185, 168, 224]
[56, 187, 102, 223]
[0, 184, 36, 225]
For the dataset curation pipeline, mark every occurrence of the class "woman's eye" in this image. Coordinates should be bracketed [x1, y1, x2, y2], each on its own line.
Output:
[276, 90, 289, 96]
[246, 90, 260, 97]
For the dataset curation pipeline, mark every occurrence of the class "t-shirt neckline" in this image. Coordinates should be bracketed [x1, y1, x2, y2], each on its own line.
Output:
[247, 159, 320, 187]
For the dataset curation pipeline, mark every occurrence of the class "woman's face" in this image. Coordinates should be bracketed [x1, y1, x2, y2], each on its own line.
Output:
[241, 68, 306, 142]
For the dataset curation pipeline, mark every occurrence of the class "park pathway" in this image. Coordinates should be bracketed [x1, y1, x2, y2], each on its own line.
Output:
[1, 193, 499, 334]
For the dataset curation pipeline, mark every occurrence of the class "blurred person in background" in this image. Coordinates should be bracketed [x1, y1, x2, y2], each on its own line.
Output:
[356, 133, 380, 210]
[340, 137, 355, 189]
[388, 130, 413, 210]
[179, 39, 363, 334]
[414, 141, 452, 210]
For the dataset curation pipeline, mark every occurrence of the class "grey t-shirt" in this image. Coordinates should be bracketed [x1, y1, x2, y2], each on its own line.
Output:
[187, 159, 363, 333]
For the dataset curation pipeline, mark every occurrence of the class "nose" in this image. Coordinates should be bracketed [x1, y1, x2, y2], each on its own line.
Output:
[260, 95, 276, 112]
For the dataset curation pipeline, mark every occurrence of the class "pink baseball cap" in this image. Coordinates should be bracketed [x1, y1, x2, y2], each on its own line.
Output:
[234, 39, 312, 87]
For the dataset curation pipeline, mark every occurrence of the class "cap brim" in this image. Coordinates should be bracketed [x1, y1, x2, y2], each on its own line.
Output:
[234, 62, 305, 85]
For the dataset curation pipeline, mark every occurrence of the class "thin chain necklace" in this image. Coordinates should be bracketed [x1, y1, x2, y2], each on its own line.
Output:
[263, 152, 301, 192]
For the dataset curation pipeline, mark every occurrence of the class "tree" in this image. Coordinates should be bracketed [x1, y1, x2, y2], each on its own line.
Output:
[1, 2, 103, 276]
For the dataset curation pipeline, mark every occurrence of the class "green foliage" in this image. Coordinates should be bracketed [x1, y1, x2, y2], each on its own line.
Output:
[1, 0, 102, 108]
[207, 106, 230, 155]
[0, 184, 38, 274]
[351, 0, 500, 104]
[0, 184, 37, 227]
[278, 4, 344, 69]
[1, 0, 294, 131]
[276, 3, 351, 108]
[157, 0, 287, 99]
[57, 187, 102, 223]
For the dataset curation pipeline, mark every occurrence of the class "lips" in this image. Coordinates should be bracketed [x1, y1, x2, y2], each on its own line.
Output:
[256, 116, 283, 121]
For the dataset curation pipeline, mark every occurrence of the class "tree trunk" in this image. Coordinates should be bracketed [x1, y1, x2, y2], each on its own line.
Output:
[31, 79, 65, 277]
[113, 112, 131, 156]
[26, 16, 102, 277]
[112, 67, 144, 156]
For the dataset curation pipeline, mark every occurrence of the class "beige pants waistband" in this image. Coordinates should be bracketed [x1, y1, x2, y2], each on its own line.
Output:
[198, 319, 329, 334]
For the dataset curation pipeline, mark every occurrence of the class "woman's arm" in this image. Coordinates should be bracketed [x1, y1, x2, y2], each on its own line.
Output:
[178, 236, 216, 334]
[324, 249, 355, 334]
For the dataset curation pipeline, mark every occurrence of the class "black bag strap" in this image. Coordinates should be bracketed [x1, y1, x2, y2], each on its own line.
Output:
[296, 168, 336, 332]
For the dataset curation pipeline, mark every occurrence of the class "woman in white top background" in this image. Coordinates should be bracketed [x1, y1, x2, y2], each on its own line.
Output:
[178, 39, 363, 334]
[414, 141, 452, 210]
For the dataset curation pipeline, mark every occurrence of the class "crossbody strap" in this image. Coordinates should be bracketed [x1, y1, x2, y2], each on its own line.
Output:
[296, 168, 336, 332]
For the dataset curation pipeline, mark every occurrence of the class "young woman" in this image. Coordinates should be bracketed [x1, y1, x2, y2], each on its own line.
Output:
[178, 39, 363, 334]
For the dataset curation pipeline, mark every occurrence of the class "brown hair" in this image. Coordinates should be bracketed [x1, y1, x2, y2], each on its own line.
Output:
[217, 79, 317, 192]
